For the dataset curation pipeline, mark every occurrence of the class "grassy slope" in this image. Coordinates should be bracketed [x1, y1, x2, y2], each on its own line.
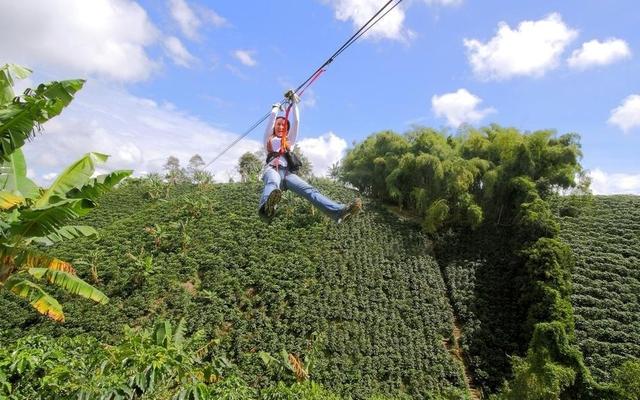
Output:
[1, 180, 466, 399]
[557, 195, 640, 382]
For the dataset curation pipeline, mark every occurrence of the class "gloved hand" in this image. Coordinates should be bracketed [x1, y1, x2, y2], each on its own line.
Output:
[272, 102, 283, 112]
[284, 89, 301, 104]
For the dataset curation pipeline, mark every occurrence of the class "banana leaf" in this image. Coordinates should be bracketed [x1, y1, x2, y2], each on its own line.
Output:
[0, 79, 84, 160]
[0, 191, 24, 210]
[0, 64, 32, 105]
[28, 267, 108, 304]
[0, 149, 39, 198]
[17, 252, 76, 274]
[4, 276, 65, 322]
[67, 169, 132, 201]
[35, 152, 108, 207]
[31, 225, 99, 245]
[13, 198, 96, 240]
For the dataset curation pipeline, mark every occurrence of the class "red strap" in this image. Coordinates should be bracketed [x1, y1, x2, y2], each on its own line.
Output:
[297, 68, 325, 97]
[276, 68, 326, 167]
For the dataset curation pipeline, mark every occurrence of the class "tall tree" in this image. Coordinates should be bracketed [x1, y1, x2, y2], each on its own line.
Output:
[327, 161, 342, 181]
[164, 156, 187, 185]
[237, 151, 263, 183]
[187, 154, 204, 177]
[187, 154, 213, 186]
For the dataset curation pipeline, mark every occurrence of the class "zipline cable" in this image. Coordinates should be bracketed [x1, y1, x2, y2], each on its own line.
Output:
[204, 0, 404, 170]
[293, 0, 401, 93]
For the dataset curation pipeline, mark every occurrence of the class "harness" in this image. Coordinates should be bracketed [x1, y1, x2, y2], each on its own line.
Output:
[266, 103, 294, 173]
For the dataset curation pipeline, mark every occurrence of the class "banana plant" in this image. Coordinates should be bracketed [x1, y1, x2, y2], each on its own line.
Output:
[0, 64, 132, 321]
[0, 64, 85, 161]
[0, 150, 132, 321]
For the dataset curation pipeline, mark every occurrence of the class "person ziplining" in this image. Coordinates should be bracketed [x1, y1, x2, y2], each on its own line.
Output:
[203, 0, 404, 222]
[258, 90, 362, 222]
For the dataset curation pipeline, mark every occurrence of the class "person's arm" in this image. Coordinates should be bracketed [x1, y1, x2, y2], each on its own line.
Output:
[288, 101, 300, 146]
[264, 103, 280, 150]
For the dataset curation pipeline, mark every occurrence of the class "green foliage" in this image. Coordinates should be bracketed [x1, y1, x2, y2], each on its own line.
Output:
[611, 360, 640, 400]
[343, 125, 591, 396]
[165, 156, 189, 185]
[0, 65, 131, 321]
[0, 64, 84, 161]
[496, 322, 586, 400]
[522, 238, 575, 334]
[0, 319, 454, 399]
[0, 64, 31, 104]
[0, 148, 39, 198]
[237, 151, 263, 183]
[291, 146, 313, 180]
[188, 154, 214, 187]
[0, 151, 129, 321]
[556, 196, 640, 383]
[1, 181, 468, 399]
[342, 126, 581, 234]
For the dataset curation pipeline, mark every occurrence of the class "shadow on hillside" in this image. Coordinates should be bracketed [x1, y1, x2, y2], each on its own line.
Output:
[436, 229, 529, 393]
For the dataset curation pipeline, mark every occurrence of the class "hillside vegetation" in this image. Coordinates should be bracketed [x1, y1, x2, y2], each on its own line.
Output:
[2, 65, 638, 398]
[1, 180, 468, 399]
[557, 196, 640, 381]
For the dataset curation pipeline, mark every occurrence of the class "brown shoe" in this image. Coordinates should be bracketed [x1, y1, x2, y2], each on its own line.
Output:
[337, 198, 362, 223]
[260, 189, 282, 219]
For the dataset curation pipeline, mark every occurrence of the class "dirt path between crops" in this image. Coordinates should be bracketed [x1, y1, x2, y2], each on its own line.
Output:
[448, 320, 482, 400]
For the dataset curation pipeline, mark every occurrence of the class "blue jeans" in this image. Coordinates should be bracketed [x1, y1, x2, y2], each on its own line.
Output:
[259, 167, 346, 220]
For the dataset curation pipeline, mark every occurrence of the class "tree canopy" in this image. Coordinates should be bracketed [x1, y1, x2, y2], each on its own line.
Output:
[342, 125, 583, 233]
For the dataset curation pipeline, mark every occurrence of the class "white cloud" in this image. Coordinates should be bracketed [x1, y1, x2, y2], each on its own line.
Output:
[168, 0, 228, 40]
[301, 89, 318, 108]
[431, 89, 495, 127]
[589, 169, 640, 194]
[296, 132, 348, 177]
[22, 79, 261, 185]
[169, 0, 201, 40]
[568, 38, 631, 70]
[164, 36, 198, 67]
[42, 173, 58, 182]
[464, 13, 578, 80]
[233, 50, 257, 67]
[0, 0, 159, 82]
[201, 8, 229, 28]
[608, 95, 640, 133]
[322, 0, 410, 41]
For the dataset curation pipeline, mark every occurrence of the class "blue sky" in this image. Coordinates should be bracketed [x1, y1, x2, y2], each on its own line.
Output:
[1, 0, 639, 193]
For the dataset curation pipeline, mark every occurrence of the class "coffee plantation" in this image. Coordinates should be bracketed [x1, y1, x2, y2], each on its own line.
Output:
[2, 66, 639, 399]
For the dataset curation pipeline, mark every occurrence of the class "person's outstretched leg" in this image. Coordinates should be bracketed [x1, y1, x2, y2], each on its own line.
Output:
[283, 172, 349, 221]
[259, 167, 283, 218]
